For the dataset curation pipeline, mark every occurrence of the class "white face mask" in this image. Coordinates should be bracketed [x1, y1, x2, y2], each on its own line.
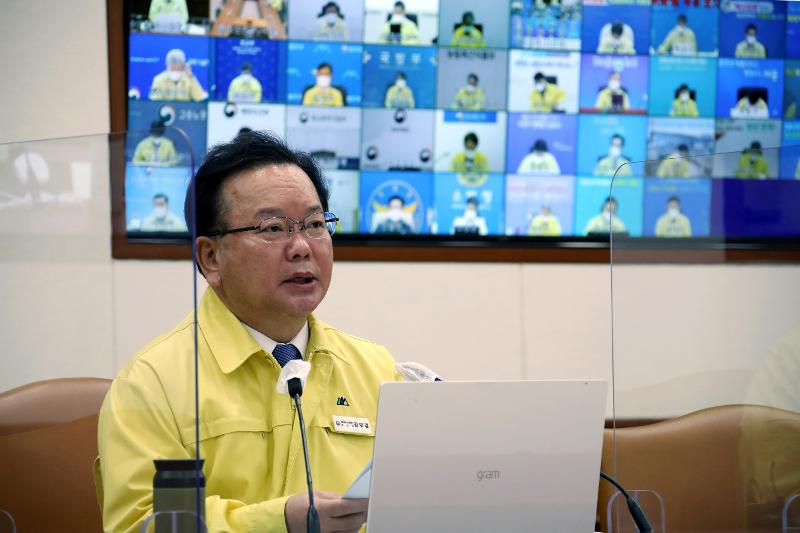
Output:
[167, 70, 182, 82]
[603, 211, 612, 222]
[608, 79, 621, 91]
[464, 209, 477, 220]
[465, 84, 476, 93]
[240, 72, 253, 81]
[535, 82, 546, 92]
[325, 13, 338, 24]
[609, 145, 622, 158]
[668, 208, 679, 219]
[746, 35, 756, 44]
[390, 13, 405, 24]
[388, 207, 403, 220]
[395, 79, 407, 88]
[316, 75, 332, 87]
[154, 206, 168, 218]
[152, 137, 162, 145]
[677, 27, 685, 35]
[530, 153, 544, 164]
[680, 92, 690, 101]
[464, 149, 476, 159]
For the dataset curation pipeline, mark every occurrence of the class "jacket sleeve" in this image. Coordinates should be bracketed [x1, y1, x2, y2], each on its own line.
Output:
[98, 363, 291, 533]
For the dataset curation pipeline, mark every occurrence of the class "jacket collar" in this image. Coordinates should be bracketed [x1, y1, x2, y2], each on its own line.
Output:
[198, 288, 349, 374]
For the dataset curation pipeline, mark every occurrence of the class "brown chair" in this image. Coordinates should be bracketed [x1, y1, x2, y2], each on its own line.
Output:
[0, 378, 111, 533]
[597, 404, 800, 532]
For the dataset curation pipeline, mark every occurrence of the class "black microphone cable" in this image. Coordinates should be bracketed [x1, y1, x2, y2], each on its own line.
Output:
[599, 471, 653, 533]
[289, 377, 321, 533]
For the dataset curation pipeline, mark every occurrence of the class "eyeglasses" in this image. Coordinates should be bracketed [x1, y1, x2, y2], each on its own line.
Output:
[206, 211, 339, 243]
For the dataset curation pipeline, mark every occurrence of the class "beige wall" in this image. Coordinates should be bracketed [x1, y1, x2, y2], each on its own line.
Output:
[2, 1, 799, 418]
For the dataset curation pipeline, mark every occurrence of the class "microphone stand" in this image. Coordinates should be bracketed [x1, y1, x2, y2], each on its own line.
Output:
[288, 377, 321, 533]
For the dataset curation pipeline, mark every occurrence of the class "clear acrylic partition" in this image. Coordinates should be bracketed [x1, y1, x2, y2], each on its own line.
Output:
[0, 129, 198, 532]
[606, 144, 800, 533]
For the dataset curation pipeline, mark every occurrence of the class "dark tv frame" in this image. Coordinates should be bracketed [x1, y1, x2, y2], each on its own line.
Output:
[106, 0, 800, 263]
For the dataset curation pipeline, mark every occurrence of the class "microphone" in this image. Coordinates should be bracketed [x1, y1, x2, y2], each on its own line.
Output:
[277, 360, 320, 533]
[396, 362, 652, 532]
[395, 361, 442, 382]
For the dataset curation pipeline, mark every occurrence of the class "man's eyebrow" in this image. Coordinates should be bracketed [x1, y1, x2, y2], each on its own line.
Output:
[254, 205, 324, 219]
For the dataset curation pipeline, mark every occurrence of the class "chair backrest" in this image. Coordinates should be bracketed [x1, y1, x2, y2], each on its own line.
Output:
[0, 378, 111, 532]
[597, 404, 800, 532]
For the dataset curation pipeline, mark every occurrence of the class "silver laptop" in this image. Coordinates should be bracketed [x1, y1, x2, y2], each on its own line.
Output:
[365, 380, 607, 533]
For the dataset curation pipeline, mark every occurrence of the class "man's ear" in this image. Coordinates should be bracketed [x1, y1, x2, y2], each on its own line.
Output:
[196, 236, 222, 287]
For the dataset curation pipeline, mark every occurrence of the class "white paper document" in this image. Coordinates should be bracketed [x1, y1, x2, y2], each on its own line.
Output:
[342, 460, 372, 499]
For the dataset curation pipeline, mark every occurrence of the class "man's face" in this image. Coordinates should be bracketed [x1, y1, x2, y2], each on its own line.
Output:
[465, 139, 477, 151]
[467, 76, 477, 87]
[389, 198, 404, 211]
[168, 60, 184, 73]
[667, 200, 680, 213]
[605, 201, 618, 215]
[208, 164, 333, 323]
[747, 29, 757, 39]
[394, 5, 405, 16]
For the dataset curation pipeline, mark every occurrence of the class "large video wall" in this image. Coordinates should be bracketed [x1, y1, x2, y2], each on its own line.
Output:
[125, 0, 800, 240]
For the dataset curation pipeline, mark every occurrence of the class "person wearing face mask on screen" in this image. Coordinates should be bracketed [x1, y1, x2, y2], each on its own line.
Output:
[302, 63, 345, 107]
[141, 193, 186, 231]
[450, 11, 486, 48]
[451, 132, 490, 173]
[372, 195, 415, 234]
[517, 139, 561, 174]
[312, 1, 349, 41]
[596, 21, 636, 55]
[227, 63, 262, 103]
[584, 196, 627, 236]
[735, 141, 771, 179]
[656, 143, 692, 178]
[384, 72, 415, 109]
[133, 122, 178, 166]
[593, 134, 632, 177]
[656, 14, 697, 56]
[735, 23, 766, 59]
[378, 1, 421, 45]
[451, 197, 489, 235]
[149, 48, 208, 101]
[529, 72, 566, 113]
[452, 73, 486, 110]
[655, 196, 692, 237]
[669, 84, 699, 117]
[595, 71, 630, 112]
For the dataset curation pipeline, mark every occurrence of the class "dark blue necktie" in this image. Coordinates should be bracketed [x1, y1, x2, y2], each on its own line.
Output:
[273, 343, 302, 367]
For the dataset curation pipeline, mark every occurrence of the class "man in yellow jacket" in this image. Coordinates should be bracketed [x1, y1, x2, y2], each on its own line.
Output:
[656, 144, 692, 178]
[227, 63, 262, 103]
[655, 196, 692, 237]
[735, 24, 767, 59]
[450, 11, 486, 48]
[450, 132, 490, 173]
[594, 71, 629, 112]
[529, 72, 566, 113]
[735, 141, 771, 178]
[302, 63, 345, 107]
[452, 73, 486, 110]
[149, 48, 208, 102]
[97, 131, 401, 533]
[669, 84, 699, 117]
[656, 14, 697, 56]
[132, 122, 178, 166]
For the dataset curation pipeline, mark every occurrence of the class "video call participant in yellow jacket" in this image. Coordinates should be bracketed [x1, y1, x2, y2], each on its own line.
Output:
[148, 0, 189, 26]
[594, 71, 630, 112]
[656, 144, 692, 178]
[735, 141, 771, 179]
[97, 131, 401, 533]
[656, 14, 697, 55]
[451, 131, 490, 173]
[584, 196, 627, 236]
[670, 84, 699, 117]
[378, 1, 421, 44]
[453, 73, 486, 110]
[593, 134, 632, 177]
[302, 62, 345, 107]
[227, 63, 263, 103]
[527, 205, 563, 236]
[450, 11, 486, 48]
[384, 72, 415, 109]
[655, 196, 692, 237]
[132, 121, 178, 166]
[529, 72, 566, 113]
[149, 48, 208, 102]
[596, 22, 636, 54]
[735, 23, 767, 58]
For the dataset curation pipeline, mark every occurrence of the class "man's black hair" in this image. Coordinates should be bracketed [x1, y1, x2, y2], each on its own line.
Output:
[396, 71, 407, 79]
[184, 130, 329, 237]
[677, 14, 687, 23]
[394, 1, 405, 10]
[611, 22, 624, 36]
[241, 62, 253, 72]
[466, 196, 479, 206]
[667, 196, 681, 204]
[534, 72, 545, 82]
[153, 193, 169, 203]
[317, 62, 333, 72]
[149, 120, 166, 135]
[604, 196, 618, 207]
[611, 133, 625, 145]
[533, 139, 548, 152]
[464, 132, 479, 145]
[462, 11, 475, 22]
[467, 72, 479, 82]
[677, 143, 689, 153]
[745, 23, 757, 33]
[387, 195, 405, 206]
